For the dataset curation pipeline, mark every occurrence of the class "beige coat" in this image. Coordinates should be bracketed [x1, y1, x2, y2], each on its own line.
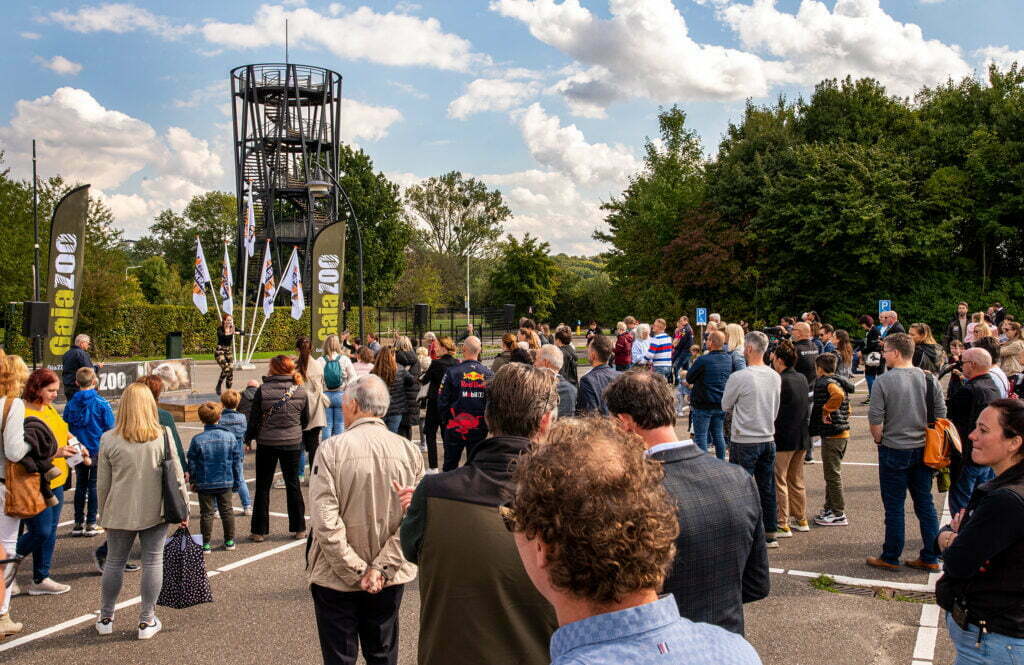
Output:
[303, 358, 328, 430]
[306, 417, 424, 592]
[97, 427, 189, 531]
[999, 339, 1024, 375]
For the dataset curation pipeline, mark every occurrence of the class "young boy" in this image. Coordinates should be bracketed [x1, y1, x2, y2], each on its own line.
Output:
[63, 367, 114, 536]
[187, 402, 241, 552]
[808, 354, 855, 527]
[218, 389, 251, 516]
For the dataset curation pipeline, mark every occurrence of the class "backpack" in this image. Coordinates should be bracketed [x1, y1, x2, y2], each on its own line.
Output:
[324, 356, 343, 390]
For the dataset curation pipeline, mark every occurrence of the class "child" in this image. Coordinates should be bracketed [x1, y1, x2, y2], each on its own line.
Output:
[218, 390, 251, 516]
[809, 354, 855, 527]
[187, 402, 241, 552]
[63, 367, 114, 536]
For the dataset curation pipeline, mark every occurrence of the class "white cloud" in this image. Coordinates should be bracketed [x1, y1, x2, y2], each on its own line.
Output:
[491, 0, 780, 114]
[512, 103, 640, 187]
[342, 100, 403, 142]
[35, 55, 83, 76]
[395, 1, 422, 12]
[976, 46, 1024, 71]
[48, 3, 195, 39]
[389, 81, 429, 100]
[0, 87, 226, 235]
[21, 32, 42, 39]
[202, 4, 485, 72]
[173, 80, 229, 111]
[919, 0, 945, 4]
[328, 3, 345, 16]
[448, 78, 542, 119]
[717, 0, 972, 96]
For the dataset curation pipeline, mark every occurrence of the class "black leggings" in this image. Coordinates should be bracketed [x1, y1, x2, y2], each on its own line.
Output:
[423, 405, 441, 470]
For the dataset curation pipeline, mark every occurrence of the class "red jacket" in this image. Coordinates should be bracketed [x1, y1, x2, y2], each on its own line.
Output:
[614, 331, 634, 366]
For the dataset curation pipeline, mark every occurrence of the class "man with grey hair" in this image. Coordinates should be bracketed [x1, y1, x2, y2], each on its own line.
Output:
[307, 374, 424, 665]
[536, 344, 576, 419]
[722, 331, 783, 548]
[946, 347, 1000, 516]
[438, 335, 493, 471]
[61, 333, 103, 401]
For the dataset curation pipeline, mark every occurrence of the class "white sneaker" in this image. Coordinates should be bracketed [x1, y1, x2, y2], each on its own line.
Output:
[9, 580, 21, 597]
[95, 617, 113, 635]
[138, 617, 162, 640]
[28, 578, 70, 596]
[425, 468, 440, 475]
[273, 479, 287, 489]
[243, 506, 253, 516]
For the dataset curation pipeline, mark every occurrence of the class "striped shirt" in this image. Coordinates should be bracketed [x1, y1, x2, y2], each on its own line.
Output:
[646, 333, 674, 368]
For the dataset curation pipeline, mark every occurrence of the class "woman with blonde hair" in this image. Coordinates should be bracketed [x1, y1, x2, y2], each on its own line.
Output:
[0, 355, 30, 638]
[319, 334, 357, 440]
[999, 322, 1024, 378]
[725, 323, 748, 370]
[96, 382, 188, 640]
[966, 312, 987, 346]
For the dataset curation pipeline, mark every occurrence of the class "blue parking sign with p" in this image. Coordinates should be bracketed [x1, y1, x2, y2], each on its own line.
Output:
[696, 308, 708, 325]
[878, 300, 891, 313]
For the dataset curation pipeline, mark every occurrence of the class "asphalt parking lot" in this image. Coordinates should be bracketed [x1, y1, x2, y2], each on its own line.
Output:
[2, 359, 955, 664]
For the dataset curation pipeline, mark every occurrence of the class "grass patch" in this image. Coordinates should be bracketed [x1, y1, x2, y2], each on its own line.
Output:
[811, 574, 839, 593]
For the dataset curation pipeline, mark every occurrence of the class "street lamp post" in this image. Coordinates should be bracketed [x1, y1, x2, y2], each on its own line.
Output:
[307, 172, 366, 344]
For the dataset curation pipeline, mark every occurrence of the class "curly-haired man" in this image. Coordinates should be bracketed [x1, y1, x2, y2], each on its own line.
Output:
[505, 418, 762, 665]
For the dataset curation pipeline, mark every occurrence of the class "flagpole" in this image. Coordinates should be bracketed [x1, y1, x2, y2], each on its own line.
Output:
[246, 313, 270, 365]
[237, 185, 254, 369]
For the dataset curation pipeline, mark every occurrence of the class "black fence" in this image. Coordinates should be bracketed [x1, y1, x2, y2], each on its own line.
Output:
[347, 305, 513, 346]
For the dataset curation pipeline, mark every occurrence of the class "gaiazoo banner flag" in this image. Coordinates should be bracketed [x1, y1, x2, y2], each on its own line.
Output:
[45, 185, 90, 367]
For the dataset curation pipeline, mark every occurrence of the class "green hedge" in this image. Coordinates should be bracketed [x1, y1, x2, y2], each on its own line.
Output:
[3, 304, 378, 360]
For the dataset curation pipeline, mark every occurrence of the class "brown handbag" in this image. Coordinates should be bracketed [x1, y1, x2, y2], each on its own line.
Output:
[3, 399, 47, 519]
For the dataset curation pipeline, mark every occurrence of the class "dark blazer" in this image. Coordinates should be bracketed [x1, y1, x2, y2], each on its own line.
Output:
[947, 373, 1001, 468]
[652, 443, 770, 635]
[775, 368, 810, 452]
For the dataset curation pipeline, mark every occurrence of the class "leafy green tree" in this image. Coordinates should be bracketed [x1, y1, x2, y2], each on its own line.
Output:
[136, 255, 189, 305]
[488, 234, 557, 320]
[139, 191, 236, 280]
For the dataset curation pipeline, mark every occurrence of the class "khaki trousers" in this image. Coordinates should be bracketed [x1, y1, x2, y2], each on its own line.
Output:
[774, 450, 806, 526]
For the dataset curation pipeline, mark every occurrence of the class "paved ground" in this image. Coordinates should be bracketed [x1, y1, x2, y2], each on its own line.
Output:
[3, 360, 956, 664]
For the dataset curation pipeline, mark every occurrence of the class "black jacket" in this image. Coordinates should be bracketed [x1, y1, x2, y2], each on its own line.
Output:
[61, 346, 94, 389]
[945, 315, 970, 348]
[809, 375, 855, 438]
[864, 326, 885, 377]
[384, 367, 417, 419]
[437, 359, 493, 445]
[937, 465, 1024, 638]
[653, 444, 769, 635]
[913, 343, 943, 373]
[774, 369, 810, 452]
[793, 339, 819, 387]
[558, 344, 578, 386]
[244, 375, 309, 449]
[396, 349, 418, 372]
[947, 373, 1001, 468]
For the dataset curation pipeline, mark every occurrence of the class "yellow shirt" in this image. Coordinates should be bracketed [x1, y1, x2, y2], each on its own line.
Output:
[25, 404, 70, 489]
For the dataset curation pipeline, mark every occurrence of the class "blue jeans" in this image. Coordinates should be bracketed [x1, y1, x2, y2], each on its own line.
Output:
[322, 390, 345, 440]
[878, 446, 940, 565]
[947, 613, 1024, 664]
[692, 408, 726, 459]
[729, 442, 778, 537]
[74, 463, 98, 525]
[384, 414, 402, 433]
[17, 485, 65, 583]
[866, 374, 876, 396]
[234, 452, 251, 508]
[949, 464, 995, 517]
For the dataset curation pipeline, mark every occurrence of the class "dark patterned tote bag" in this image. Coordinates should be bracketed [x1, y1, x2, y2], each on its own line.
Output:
[157, 527, 213, 609]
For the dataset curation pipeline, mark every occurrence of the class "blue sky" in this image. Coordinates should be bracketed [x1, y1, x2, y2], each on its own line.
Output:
[1, 0, 1021, 254]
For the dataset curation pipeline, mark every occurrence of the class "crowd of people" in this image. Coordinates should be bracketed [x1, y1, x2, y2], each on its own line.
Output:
[1, 299, 1022, 664]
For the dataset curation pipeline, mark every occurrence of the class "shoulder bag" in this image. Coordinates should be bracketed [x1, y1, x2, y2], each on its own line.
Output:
[161, 427, 190, 524]
[3, 399, 47, 519]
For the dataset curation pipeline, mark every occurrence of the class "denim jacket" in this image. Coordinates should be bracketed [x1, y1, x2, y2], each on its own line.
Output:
[187, 424, 241, 492]
[219, 409, 247, 452]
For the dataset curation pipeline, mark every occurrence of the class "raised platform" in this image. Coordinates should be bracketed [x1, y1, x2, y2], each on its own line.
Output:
[158, 392, 219, 422]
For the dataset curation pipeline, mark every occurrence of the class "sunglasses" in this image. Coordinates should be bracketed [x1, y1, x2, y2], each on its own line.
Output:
[499, 502, 520, 533]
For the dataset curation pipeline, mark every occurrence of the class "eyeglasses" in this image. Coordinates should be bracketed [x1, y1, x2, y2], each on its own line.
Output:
[499, 502, 520, 533]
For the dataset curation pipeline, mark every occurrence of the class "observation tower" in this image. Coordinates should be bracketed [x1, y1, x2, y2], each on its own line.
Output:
[230, 63, 343, 299]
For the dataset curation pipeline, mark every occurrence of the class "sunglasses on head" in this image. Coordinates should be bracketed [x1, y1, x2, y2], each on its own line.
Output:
[499, 501, 520, 533]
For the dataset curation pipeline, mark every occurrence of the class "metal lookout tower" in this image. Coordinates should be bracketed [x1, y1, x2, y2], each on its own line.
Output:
[230, 63, 343, 300]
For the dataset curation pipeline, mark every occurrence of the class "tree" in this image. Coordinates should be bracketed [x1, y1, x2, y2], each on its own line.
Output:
[137, 191, 236, 280]
[488, 234, 557, 320]
[136, 256, 189, 305]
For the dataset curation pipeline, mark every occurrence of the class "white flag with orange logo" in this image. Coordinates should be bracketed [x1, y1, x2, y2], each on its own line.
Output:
[192, 237, 212, 314]
[278, 247, 305, 320]
[256, 239, 275, 319]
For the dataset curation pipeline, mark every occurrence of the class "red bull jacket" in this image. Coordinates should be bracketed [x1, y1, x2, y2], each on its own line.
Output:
[437, 359, 493, 445]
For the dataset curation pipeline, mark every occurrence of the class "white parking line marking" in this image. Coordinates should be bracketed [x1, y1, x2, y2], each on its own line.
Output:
[770, 568, 935, 593]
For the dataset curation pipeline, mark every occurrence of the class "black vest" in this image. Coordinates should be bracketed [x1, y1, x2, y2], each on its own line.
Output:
[808, 376, 851, 437]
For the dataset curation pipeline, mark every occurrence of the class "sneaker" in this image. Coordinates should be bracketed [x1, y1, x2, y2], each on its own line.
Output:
[93, 549, 106, 573]
[137, 617, 162, 640]
[815, 508, 834, 521]
[776, 526, 793, 538]
[95, 617, 113, 636]
[124, 563, 141, 572]
[202, 544, 212, 555]
[862, 398, 871, 406]
[866, 556, 900, 571]
[793, 519, 811, 532]
[84, 524, 104, 537]
[248, 533, 265, 543]
[9, 581, 21, 597]
[224, 541, 236, 551]
[273, 479, 287, 489]
[815, 512, 849, 527]
[0, 612, 23, 636]
[27, 578, 70, 596]
[243, 506, 252, 516]
[71, 523, 86, 537]
[766, 539, 780, 549]
[425, 468, 440, 475]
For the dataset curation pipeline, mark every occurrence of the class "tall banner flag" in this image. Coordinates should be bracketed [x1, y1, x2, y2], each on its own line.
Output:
[192, 237, 212, 314]
[44, 185, 90, 367]
[257, 239, 276, 318]
[244, 184, 256, 258]
[278, 247, 305, 320]
[220, 242, 234, 315]
[311, 222, 345, 351]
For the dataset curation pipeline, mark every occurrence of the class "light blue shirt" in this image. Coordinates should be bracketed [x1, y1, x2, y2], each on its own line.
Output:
[644, 440, 695, 457]
[549, 595, 762, 665]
